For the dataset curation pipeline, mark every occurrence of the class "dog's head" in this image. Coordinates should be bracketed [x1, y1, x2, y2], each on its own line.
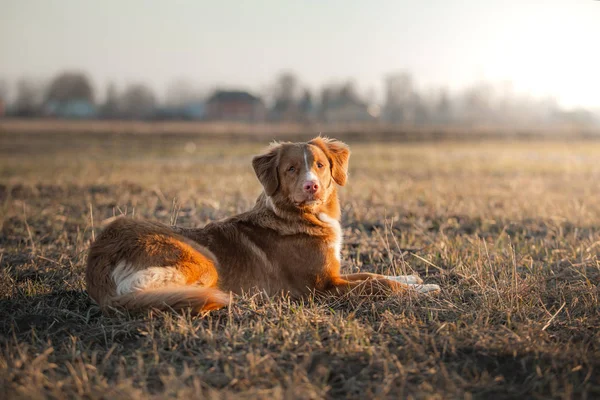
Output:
[252, 137, 350, 212]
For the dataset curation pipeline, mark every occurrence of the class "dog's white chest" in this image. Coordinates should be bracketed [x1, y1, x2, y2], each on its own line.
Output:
[318, 212, 343, 261]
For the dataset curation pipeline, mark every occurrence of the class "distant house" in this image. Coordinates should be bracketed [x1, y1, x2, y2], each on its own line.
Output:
[181, 101, 206, 120]
[205, 90, 265, 122]
[152, 106, 184, 121]
[44, 99, 97, 119]
[322, 98, 377, 124]
[153, 102, 205, 121]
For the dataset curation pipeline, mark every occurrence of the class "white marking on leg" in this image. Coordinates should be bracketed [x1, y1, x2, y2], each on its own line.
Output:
[111, 260, 186, 296]
[406, 283, 441, 294]
[384, 275, 423, 284]
[318, 212, 343, 261]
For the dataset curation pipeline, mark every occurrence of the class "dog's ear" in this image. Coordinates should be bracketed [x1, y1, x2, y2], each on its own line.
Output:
[252, 145, 281, 196]
[309, 137, 350, 186]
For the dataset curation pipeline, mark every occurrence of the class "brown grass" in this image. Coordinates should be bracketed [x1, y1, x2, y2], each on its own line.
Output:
[0, 129, 599, 399]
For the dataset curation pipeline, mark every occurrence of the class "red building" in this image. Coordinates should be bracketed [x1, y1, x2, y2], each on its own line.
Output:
[205, 90, 265, 122]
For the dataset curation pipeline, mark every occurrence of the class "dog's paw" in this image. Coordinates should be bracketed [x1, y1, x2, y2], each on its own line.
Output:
[407, 283, 441, 294]
[384, 275, 423, 284]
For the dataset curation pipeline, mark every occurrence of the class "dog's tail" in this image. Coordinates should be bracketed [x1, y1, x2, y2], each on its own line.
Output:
[105, 286, 231, 314]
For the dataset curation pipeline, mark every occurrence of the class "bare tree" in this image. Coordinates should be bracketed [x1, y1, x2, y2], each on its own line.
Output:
[299, 88, 314, 121]
[102, 83, 120, 118]
[461, 82, 495, 124]
[339, 80, 358, 103]
[384, 72, 415, 123]
[364, 86, 377, 105]
[435, 88, 452, 123]
[46, 71, 94, 103]
[119, 83, 156, 119]
[165, 78, 204, 107]
[272, 72, 300, 121]
[14, 78, 45, 116]
[274, 72, 298, 103]
[0, 79, 8, 101]
[319, 86, 332, 120]
[0, 79, 7, 117]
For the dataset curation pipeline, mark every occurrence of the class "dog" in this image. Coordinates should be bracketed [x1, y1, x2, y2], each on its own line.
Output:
[86, 136, 440, 314]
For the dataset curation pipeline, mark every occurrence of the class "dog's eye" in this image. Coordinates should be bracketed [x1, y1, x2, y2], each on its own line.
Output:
[316, 162, 324, 168]
[288, 166, 295, 172]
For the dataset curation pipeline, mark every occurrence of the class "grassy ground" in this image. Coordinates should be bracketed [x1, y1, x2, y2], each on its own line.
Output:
[1, 130, 599, 399]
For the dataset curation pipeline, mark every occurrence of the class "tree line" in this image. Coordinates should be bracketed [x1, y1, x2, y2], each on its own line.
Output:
[0, 70, 596, 127]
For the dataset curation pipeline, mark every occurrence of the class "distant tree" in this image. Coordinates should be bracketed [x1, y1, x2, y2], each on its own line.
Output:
[46, 71, 94, 104]
[560, 108, 595, 127]
[119, 83, 156, 119]
[411, 93, 430, 125]
[364, 86, 377, 105]
[0, 79, 8, 100]
[102, 83, 120, 118]
[165, 78, 204, 106]
[385, 73, 413, 105]
[319, 86, 332, 120]
[14, 78, 45, 116]
[462, 82, 494, 124]
[274, 72, 299, 104]
[384, 72, 414, 123]
[435, 88, 452, 123]
[0, 79, 8, 116]
[339, 81, 358, 103]
[299, 88, 313, 121]
[272, 72, 300, 121]
[317, 81, 372, 123]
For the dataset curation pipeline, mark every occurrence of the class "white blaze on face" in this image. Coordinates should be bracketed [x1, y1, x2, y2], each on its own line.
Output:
[303, 148, 318, 183]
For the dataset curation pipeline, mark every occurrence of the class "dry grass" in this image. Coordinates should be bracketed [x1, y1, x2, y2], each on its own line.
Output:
[0, 129, 599, 399]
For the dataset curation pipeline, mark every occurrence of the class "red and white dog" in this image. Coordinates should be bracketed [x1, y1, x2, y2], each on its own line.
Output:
[86, 137, 439, 313]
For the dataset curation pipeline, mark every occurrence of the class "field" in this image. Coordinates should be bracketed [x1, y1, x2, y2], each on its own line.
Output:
[1, 125, 599, 399]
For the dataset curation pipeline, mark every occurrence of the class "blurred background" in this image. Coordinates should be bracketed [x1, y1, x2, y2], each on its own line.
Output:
[1, 0, 598, 132]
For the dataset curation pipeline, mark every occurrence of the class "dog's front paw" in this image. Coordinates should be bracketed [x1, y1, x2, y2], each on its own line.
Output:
[407, 283, 441, 294]
[384, 275, 424, 284]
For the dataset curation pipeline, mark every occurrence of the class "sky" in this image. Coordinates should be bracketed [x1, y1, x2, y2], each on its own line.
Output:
[1, 0, 599, 108]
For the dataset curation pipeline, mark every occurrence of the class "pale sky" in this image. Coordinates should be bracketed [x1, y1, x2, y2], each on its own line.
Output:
[1, 0, 599, 108]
